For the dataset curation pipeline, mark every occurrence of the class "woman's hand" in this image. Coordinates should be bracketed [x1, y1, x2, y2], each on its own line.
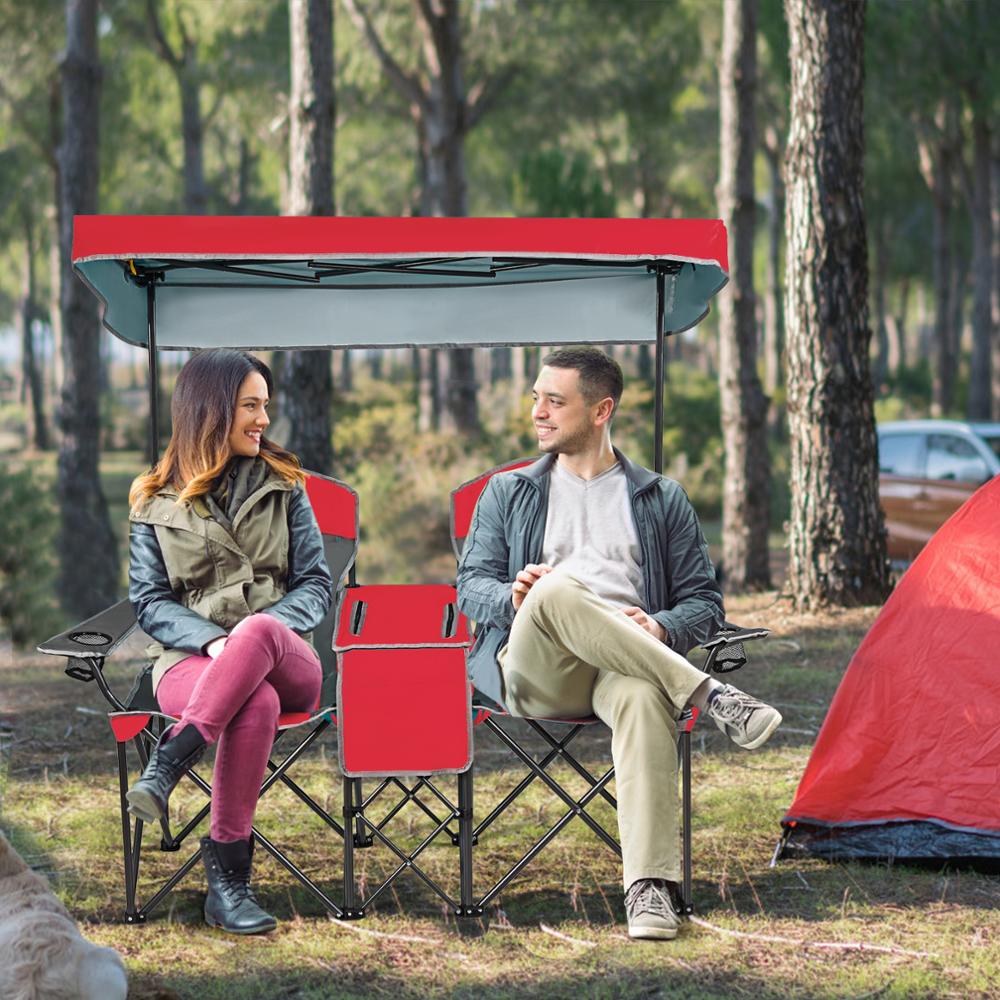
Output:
[205, 636, 228, 659]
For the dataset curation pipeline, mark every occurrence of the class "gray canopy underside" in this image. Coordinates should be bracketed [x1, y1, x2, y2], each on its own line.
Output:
[76, 257, 727, 350]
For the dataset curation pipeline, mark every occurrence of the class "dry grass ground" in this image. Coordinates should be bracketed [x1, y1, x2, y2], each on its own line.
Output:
[2, 593, 999, 999]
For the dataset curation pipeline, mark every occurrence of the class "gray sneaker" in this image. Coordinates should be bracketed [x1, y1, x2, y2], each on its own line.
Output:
[706, 684, 782, 750]
[625, 879, 679, 940]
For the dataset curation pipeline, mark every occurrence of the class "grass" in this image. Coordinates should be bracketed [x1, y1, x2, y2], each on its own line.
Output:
[3, 593, 999, 999]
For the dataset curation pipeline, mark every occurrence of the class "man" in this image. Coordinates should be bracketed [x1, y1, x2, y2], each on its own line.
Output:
[456, 347, 781, 941]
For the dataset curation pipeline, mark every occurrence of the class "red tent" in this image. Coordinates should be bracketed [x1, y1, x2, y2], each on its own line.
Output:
[778, 475, 1000, 863]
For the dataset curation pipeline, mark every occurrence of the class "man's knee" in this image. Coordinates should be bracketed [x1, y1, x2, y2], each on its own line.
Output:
[522, 570, 584, 616]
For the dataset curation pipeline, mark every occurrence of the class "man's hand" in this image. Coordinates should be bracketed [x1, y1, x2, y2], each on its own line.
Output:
[622, 606, 667, 643]
[511, 563, 554, 611]
[205, 636, 228, 659]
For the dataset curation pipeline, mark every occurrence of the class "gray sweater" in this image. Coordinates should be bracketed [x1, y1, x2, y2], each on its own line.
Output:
[542, 460, 645, 609]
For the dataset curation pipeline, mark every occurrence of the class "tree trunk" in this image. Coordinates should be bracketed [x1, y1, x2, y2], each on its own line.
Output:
[885, 275, 909, 375]
[916, 108, 957, 416]
[783, 0, 889, 610]
[20, 212, 50, 451]
[992, 146, 1000, 419]
[718, 0, 770, 591]
[145, 1, 208, 215]
[289, 0, 335, 216]
[871, 223, 890, 389]
[234, 137, 252, 213]
[412, 1, 479, 435]
[415, 349, 440, 432]
[762, 125, 785, 401]
[339, 349, 353, 391]
[931, 171, 955, 414]
[966, 110, 993, 420]
[178, 71, 207, 214]
[284, 0, 335, 474]
[345, 0, 518, 435]
[55, 0, 119, 618]
[490, 347, 511, 385]
[442, 346, 478, 434]
[48, 213, 64, 398]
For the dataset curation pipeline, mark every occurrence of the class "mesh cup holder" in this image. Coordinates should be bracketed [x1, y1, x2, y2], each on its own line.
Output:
[69, 631, 113, 647]
[712, 642, 746, 672]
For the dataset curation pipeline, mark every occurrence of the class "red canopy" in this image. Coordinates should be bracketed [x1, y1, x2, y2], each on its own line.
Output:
[72, 215, 728, 269]
[70, 216, 729, 351]
[781, 475, 1000, 861]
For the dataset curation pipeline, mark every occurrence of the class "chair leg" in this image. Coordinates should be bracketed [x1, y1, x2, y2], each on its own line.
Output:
[341, 776, 363, 919]
[456, 766, 479, 916]
[680, 729, 693, 915]
[116, 740, 145, 923]
[352, 778, 373, 847]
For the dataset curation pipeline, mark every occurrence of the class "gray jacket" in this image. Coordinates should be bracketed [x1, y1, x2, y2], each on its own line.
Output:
[456, 449, 725, 708]
[129, 477, 332, 692]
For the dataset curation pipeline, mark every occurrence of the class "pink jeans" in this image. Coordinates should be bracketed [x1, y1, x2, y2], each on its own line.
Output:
[156, 613, 322, 842]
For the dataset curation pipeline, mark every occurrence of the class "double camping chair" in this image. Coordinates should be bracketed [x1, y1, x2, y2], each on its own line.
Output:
[38, 462, 768, 924]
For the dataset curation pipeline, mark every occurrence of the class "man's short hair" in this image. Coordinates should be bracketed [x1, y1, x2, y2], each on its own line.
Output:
[542, 347, 624, 414]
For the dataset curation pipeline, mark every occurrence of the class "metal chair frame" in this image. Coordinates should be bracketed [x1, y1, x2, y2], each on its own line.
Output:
[37, 471, 358, 923]
[333, 584, 477, 918]
[451, 461, 769, 915]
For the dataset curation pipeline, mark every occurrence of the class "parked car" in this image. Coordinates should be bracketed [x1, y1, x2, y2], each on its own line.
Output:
[877, 420, 1000, 561]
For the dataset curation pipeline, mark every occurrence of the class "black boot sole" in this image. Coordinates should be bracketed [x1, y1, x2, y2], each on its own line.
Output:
[204, 910, 277, 935]
[125, 785, 165, 825]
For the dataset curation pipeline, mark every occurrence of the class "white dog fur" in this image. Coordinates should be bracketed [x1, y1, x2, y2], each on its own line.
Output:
[0, 830, 128, 1000]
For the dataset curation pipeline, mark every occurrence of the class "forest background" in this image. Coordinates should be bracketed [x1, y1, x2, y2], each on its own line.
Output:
[1, 0, 999, 647]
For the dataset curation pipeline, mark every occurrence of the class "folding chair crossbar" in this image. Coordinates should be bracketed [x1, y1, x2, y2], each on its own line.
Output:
[472, 719, 617, 844]
[361, 776, 459, 844]
[115, 719, 346, 921]
[471, 712, 703, 914]
[524, 718, 619, 810]
[474, 729, 618, 907]
[341, 770, 475, 916]
[483, 717, 620, 855]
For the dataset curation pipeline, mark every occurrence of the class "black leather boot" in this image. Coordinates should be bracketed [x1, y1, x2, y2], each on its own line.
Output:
[201, 836, 277, 934]
[126, 724, 206, 824]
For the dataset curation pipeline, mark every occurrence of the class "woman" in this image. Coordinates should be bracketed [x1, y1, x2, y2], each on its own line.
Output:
[125, 349, 332, 935]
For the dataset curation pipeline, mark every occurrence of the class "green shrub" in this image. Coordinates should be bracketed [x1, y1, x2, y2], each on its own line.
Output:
[0, 460, 63, 647]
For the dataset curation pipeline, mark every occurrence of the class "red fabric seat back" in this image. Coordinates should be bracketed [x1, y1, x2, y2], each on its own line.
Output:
[303, 471, 359, 681]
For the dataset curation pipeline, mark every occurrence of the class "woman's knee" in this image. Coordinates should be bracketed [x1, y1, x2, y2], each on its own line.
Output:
[230, 680, 281, 729]
[231, 612, 287, 643]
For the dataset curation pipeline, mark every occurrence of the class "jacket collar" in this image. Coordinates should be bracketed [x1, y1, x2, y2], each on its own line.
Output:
[131, 469, 293, 533]
[513, 447, 660, 495]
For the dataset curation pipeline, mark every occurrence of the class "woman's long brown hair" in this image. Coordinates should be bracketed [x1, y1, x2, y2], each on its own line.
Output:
[129, 350, 305, 511]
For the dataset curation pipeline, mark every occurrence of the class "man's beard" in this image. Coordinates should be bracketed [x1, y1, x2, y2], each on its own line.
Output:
[538, 425, 593, 455]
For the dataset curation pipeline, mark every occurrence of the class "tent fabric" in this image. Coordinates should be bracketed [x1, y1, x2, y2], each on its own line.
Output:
[781, 475, 1000, 861]
[70, 216, 729, 351]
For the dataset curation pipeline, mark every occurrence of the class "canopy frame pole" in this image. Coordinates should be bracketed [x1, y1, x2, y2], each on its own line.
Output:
[654, 270, 666, 475]
[146, 281, 160, 466]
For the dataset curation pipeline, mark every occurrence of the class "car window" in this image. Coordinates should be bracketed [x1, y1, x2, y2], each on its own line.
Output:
[926, 434, 989, 482]
[878, 433, 924, 476]
[978, 434, 1000, 464]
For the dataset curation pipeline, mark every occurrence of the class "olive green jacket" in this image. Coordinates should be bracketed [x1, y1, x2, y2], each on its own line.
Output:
[128, 472, 333, 692]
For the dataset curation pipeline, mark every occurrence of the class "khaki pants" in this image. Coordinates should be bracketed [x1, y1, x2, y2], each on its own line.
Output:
[497, 571, 709, 890]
